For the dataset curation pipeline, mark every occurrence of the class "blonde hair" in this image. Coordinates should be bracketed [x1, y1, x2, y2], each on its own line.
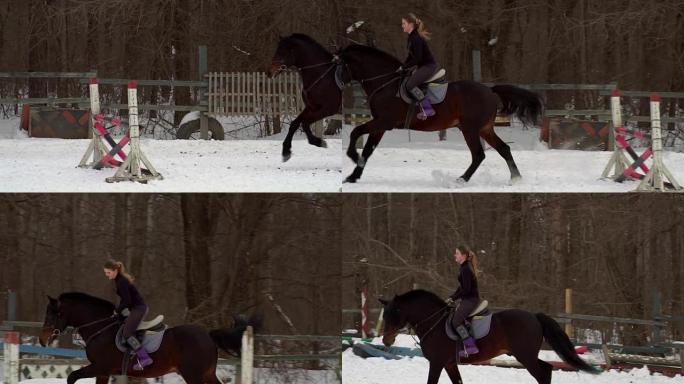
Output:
[456, 245, 480, 279]
[405, 13, 431, 40]
[104, 259, 134, 282]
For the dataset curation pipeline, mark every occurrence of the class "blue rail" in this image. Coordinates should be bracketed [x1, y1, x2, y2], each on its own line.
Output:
[0, 342, 86, 358]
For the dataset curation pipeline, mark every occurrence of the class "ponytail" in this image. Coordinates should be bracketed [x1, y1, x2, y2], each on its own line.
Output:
[104, 259, 134, 282]
[406, 13, 431, 40]
[456, 245, 480, 279]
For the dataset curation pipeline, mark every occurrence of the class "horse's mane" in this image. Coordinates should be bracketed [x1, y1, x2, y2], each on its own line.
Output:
[58, 292, 115, 310]
[342, 44, 402, 66]
[287, 33, 332, 55]
[396, 289, 446, 306]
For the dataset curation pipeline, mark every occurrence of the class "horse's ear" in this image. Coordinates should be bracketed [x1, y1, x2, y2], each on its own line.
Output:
[378, 298, 388, 306]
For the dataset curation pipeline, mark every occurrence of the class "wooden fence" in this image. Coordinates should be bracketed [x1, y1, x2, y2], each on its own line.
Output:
[206, 72, 304, 118]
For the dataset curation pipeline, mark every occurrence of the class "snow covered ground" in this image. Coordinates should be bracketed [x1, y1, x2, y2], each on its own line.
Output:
[343, 335, 684, 384]
[3, 116, 683, 192]
[0, 118, 342, 193]
[2, 368, 339, 384]
[340, 125, 684, 193]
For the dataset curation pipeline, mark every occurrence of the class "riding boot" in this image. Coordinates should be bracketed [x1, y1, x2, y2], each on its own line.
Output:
[455, 325, 478, 357]
[460, 337, 479, 357]
[127, 336, 153, 371]
[418, 99, 436, 120]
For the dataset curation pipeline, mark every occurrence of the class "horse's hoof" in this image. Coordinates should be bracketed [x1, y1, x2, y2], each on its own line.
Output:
[344, 176, 358, 184]
[282, 153, 292, 163]
[319, 140, 328, 149]
[447, 177, 468, 189]
[509, 176, 522, 185]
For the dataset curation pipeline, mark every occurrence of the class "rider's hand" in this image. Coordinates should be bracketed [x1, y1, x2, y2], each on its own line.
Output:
[121, 308, 131, 317]
[396, 66, 404, 73]
[445, 297, 455, 306]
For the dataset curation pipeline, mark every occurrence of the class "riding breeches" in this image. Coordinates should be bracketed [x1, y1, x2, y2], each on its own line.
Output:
[123, 305, 148, 340]
[451, 297, 479, 328]
[406, 63, 439, 90]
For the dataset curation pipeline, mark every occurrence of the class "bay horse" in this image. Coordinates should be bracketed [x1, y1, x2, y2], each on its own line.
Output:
[379, 290, 600, 384]
[337, 44, 544, 185]
[39, 293, 261, 384]
[268, 34, 342, 162]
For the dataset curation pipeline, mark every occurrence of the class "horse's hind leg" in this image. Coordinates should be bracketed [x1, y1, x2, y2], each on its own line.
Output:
[511, 352, 553, 384]
[459, 122, 486, 182]
[480, 121, 522, 182]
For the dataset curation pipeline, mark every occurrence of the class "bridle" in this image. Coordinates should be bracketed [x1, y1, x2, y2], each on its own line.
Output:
[272, 56, 342, 95]
[385, 304, 450, 347]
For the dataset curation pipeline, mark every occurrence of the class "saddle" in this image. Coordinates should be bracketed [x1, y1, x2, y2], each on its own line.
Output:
[115, 315, 167, 354]
[398, 68, 449, 105]
[445, 300, 493, 342]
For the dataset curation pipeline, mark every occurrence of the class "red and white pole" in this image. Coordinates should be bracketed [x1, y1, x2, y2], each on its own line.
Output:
[361, 287, 369, 339]
[4, 331, 20, 384]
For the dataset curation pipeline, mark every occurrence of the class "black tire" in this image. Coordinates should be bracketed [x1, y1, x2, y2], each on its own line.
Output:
[176, 116, 225, 140]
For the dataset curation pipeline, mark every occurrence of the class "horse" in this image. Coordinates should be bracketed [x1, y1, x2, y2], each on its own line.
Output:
[39, 293, 261, 384]
[337, 44, 544, 186]
[268, 34, 343, 162]
[379, 290, 601, 384]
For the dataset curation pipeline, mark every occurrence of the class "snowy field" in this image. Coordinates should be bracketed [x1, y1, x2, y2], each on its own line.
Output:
[0, 118, 342, 193]
[343, 335, 684, 384]
[340, 125, 684, 193]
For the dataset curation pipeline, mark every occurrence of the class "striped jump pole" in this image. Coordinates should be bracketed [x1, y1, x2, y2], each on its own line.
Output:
[361, 287, 369, 339]
[106, 81, 163, 183]
[78, 78, 108, 168]
[3, 331, 20, 384]
[637, 94, 682, 192]
[601, 89, 630, 180]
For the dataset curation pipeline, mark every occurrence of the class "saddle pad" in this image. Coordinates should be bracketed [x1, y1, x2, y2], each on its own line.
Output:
[115, 324, 168, 353]
[445, 310, 493, 341]
[399, 77, 448, 105]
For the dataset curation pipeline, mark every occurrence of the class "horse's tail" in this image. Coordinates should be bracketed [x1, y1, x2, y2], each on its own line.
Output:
[491, 85, 543, 126]
[535, 313, 602, 374]
[209, 313, 264, 356]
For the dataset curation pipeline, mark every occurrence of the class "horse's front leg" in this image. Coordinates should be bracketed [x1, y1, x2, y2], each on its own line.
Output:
[345, 122, 370, 165]
[67, 364, 107, 384]
[344, 122, 387, 184]
[445, 362, 464, 384]
[426, 361, 444, 384]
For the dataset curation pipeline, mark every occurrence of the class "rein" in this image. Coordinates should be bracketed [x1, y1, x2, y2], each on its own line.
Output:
[49, 315, 121, 347]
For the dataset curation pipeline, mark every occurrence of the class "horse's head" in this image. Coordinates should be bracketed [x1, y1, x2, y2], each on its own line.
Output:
[268, 34, 334, 78]
[378, 297, 407, 347]
[269, 35, 297, 77]
[39, 292, 116, 346]
[338, 44, 402, 84]
[378, 290, 447, 347]
[39, 296, 68, 346]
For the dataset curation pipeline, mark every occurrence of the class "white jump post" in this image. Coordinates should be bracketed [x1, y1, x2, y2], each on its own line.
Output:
[601, 89, 630, 180]
[240, 326, 254, 384]
[106, 81, 163, 183]
[78, 78, 108, 168]
[637, 94, 682, 192]
[3, 331, 20, 384]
